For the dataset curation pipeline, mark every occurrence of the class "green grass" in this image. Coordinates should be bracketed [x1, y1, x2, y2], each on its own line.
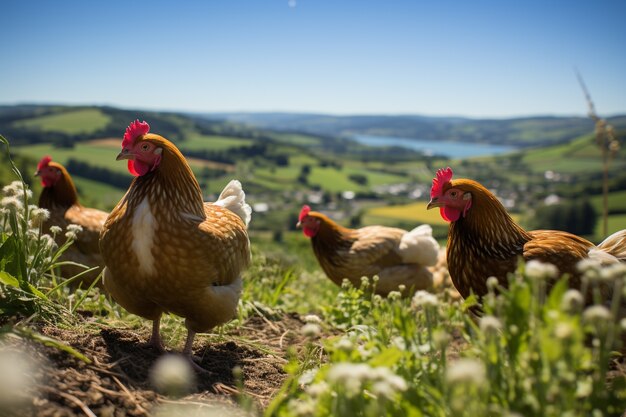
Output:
[365, 202, 448, 226]
[12, 108, 111, 135]
[72, 176, 126, 210]
[177, 134, 254, 151]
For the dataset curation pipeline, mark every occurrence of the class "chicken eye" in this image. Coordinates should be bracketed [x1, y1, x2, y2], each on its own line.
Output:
[141, 143, 150, 152]
[450, 191, 458, 197]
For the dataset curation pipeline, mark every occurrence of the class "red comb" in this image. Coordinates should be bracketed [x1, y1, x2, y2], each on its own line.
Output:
[37, 155, 52, 171]
[122, 120, 150, 148]
[431, 167, 454, 198]
[299, 205, 311, 222]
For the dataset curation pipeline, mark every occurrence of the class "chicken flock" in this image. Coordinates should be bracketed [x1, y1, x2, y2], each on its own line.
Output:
[32, 120, 626, 371]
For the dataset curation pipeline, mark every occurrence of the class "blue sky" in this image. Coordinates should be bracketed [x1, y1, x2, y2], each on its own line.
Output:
[2, 0, 625, 117]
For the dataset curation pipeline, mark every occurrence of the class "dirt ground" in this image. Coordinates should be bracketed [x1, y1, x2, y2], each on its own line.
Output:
[2, 312, 309, 417]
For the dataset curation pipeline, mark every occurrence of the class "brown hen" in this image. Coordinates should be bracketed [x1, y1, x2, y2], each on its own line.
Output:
[427, 167, 626, 300]
[298, 205, 440, 295]
[35, 156, 108, 288]
[99, 121, 251, 368]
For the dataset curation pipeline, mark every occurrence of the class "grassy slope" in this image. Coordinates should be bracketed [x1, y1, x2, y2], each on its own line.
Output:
[13, 108, 111, 134]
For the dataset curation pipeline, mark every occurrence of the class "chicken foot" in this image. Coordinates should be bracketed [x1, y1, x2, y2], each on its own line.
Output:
[182, 330, 211, 374]
[148, 316, 166, 353]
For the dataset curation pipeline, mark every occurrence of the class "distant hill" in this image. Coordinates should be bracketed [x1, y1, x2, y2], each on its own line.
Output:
[207, 112, 626, 147]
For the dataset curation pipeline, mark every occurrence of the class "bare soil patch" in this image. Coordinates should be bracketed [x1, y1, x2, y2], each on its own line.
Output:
[3, 312, 308, 417]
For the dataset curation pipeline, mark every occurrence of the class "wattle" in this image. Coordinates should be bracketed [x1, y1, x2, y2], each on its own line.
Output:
[128, 160, 150, 177]
[303, 227, 318, 238]
[441, 207, 461, 222]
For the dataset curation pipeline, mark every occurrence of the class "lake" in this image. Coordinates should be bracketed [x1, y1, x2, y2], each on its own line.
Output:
[353, 135, 517, 158]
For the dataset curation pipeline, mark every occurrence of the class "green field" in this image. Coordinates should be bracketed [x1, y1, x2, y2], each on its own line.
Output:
[177, 134, 254, 151]
[13, 108, 111, 135]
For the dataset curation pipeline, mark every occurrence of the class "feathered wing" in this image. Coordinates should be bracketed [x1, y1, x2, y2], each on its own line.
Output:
[397, 224, 440, 266]
[596, 229, 626, 262]
[213, 180, 252, 227]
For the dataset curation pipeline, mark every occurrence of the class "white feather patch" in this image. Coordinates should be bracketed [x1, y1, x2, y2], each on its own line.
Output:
[398, 224, 440, 266]
[132, 197, 157, 276]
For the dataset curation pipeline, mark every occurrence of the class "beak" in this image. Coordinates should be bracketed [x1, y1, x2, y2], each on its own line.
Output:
[296, 221, 302, 228]
[116, 149, 135, 161]
[34, 170, 40, 177]
[426, 198, 442, 210]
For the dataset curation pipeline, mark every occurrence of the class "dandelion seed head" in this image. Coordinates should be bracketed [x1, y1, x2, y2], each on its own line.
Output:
[29, 207, 49, 227]
[49, 225, 62, 235]
[387, 290, 402, 300]
[301, 323, 321, 339]
[66, 224, 83, 234]
[582, 305, 612, 326]
[561, 289, 584, 313]
[446, 358, 486, 386]
[479, 315, 502, 336]
[1, 196, 23, 212]
[411, 290, 438, 308]
[525, 260, 558, 280]
[149, 354, 194, 397]
[486, 276, 499, 291]
[303, 314, 321, 324]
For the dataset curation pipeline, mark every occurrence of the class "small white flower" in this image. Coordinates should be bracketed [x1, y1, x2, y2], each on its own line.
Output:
[582, 305, 612, 325]
[479, 315, 502, 336]
[486, 276, 499, 291]
[600, 263, 626, 282]
[306, 381, 329, 397]
[49, 225, 62, 235]
[411, 290, 438, 308]
[0, 347, 41, 408]
[387, 290, 402, 300]
[561, 289, 584, 313]
[432, 329, 451, 349]
[287, 398, 315, 416]
[398, 284, 406, 292]
[66, 224, 83, 234]
[298, 368, 318, 386]
[555, 322, 574, 340]
[577, 259, 602, 282]
[65, 231, 78, 240]
[29, 207, 49, 227]
[446, 358, 486, 386]
[303, 314, 321, 324]
[360, 276, 370, 288]
[2, 181, 31, 199]
[149, 354, 194, 397]
[525, 260, 558, 280]
[335, 338, 354, 352]
[40, 234, 57, 251]
[301, 323, 321, 339]
[1, 196, 23, 212]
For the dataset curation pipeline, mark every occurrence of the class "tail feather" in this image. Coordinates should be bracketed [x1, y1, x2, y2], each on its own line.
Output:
[597, 229, 626, 262]
[214, 180, 252, 227]
[399, 224, 440, 266]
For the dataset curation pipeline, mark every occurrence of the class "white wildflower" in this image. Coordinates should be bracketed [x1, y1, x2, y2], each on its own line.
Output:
[287, 398, 315, 416]
[306, 381, 329, 397]
[486, 276, 499, 291]
[577, 259, 602, 282]
[49, 225, 62, 235]
[2, 181, 31, 199]
[446, 358, 486, 387]
[303, 314, 321, 324]
[327, 363, 371, 397]
[398, 284, 406, 293]
[561, 289, 584, 313]
[66, 224, 83, 234]
[26, 229, 39, 241]
[40, 234, 57, 251]
[1, 196, 23, 212]
[600, 263, 626, 283]
[387, 290, 402, 300]
[479, 315, 502, 336]
[372, 294, 383, 304]
[298, 368, 318, 386]
[371, 275, 379, 283]
[360, 276, 370, 288]
[525, 260, 558, 280]
[432, 329, 451, 349]
[582, 305, 612, 324]
[301, 323, 321, 339]
[411, 290, 438, 308]
[335, 338, 354, 352]
[0, 347, 41, 409]
[149, 354, 195, 397]
[29, 207, 49, 227]
[555, 322, 574, 340]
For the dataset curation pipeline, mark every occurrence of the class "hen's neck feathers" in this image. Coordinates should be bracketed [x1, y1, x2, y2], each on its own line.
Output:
[127, 136, 205, 217]
[38, 165, 79, 209]
[310, 212, 356, 257]
[449, 179, 531, 258]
